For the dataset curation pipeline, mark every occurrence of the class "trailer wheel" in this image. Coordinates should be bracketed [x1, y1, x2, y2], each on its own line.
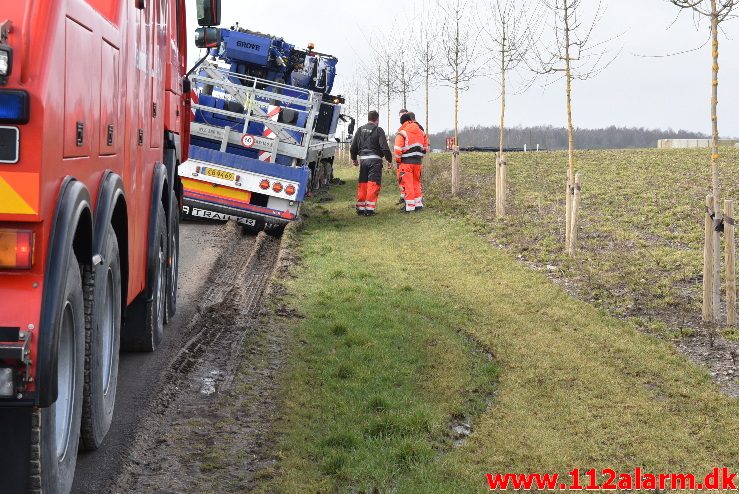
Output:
[33, 255, 85, 493]
[81, 228, 121, 450]
[165, 193, 180, 322]
[265, 223, 285, 237]
[121, 203, 167, 352]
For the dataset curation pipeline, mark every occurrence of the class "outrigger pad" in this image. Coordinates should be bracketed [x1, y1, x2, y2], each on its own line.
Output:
[189, 146, 310, 201]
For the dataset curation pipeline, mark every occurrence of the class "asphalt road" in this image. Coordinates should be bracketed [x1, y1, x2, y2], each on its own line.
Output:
[72, 221, 232, 494]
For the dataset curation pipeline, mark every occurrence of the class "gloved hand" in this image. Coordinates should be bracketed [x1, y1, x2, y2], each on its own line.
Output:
[352, 159, 359, 167]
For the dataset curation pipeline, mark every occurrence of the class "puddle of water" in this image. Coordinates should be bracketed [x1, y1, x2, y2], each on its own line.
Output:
[199, 370, 223, 396]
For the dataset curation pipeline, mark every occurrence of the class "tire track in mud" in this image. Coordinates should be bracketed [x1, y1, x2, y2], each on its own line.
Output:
[110, 225, 285, 493]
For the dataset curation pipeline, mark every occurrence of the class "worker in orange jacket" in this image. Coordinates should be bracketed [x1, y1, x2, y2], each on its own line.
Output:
[394, 113, 428, 212]
[407, 111, 428, 209]
[396, 109, 409, 204]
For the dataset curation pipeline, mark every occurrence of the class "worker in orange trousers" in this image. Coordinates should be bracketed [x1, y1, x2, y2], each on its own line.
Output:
[350, 110, 393, 216]
[394, 113, 428, 212]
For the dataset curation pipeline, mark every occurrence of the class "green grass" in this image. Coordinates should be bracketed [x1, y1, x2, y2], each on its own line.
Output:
[426, 148, 739, 339]
[261, 162, 739, 493]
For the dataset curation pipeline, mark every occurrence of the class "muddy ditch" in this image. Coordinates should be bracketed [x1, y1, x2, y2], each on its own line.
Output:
[110, 223, 296, 493]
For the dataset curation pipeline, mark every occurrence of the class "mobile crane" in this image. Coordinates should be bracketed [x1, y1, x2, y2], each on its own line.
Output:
[180, 22, 347, 231]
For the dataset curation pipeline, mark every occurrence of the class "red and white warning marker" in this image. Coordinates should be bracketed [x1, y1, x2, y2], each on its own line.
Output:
[258, 105, 282, 163]
[241, 134, 256, 148]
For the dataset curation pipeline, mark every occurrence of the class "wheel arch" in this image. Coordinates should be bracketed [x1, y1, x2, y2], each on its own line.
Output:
[37, 177, 93, 408]
[93, 171, 129, 320]
[144, 163, 169, 303]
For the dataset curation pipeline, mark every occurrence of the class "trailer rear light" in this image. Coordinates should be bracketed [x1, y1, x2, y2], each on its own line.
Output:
[0, 90, 29, 124]
[272, 182, 283, 193]
[0, 229, 34, 269]
[0, 368, 13, 397]
[285, 185, 296, 196]
[259, 179, 270, 190]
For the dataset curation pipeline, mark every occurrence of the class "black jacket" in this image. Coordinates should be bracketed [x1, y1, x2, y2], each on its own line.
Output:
[350, 122, 393, 163]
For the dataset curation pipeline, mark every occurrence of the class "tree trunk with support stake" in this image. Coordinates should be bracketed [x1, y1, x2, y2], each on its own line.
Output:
[565, 169, 574, 250]
[497, 34, 507, 218]
[568, 172, 582, 255]
[704, 195, 716, 323]
[668, 0, 739, 323]
[451, 7, 461, 197]
[563, 0, 577, 254]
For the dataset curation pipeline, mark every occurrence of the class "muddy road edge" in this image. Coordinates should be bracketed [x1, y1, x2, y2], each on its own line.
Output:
[108, 221, 302, 493]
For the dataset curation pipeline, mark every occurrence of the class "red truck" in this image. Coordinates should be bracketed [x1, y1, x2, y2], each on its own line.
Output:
[0, 1, 220, 492]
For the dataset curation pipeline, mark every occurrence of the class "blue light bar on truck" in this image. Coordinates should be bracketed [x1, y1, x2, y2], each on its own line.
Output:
[0, 90, 29, 124]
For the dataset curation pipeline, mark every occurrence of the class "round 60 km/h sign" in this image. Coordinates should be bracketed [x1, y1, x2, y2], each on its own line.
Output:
[241, 134, 256, 148]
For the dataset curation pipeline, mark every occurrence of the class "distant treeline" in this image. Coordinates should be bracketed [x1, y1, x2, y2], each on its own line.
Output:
[428, 125, 708, 150]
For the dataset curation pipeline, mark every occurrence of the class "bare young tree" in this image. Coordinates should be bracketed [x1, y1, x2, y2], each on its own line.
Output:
[668, 0, 738, 323]
[395, 44, 421, 113]
[437, 0, 482, 196]
[480, 0, 533, 217]
[531, 0, 618, 253]
[365, 33, 399, 138]
[381, 49, 398, 134]
[412, 2, 442, 137]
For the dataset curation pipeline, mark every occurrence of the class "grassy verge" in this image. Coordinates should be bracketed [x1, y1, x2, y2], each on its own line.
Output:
[261, 164, 739, 493]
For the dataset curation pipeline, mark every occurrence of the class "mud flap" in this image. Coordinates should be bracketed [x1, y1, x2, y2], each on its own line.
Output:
[0, 406, 32, 492]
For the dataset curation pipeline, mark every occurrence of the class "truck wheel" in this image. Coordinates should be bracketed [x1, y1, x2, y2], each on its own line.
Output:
[241, 220, 265, 236]
[33, 255, 85, 493]
[81, 228, 121, 450]
[121, 203, 167, 352]
[165, 193, 180, 322]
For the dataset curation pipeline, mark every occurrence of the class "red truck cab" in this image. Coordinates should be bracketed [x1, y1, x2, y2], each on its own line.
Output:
[0, 0, 212, 492]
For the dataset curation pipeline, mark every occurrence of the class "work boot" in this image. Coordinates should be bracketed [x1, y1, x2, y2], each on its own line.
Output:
[356, 208, 365, 216]
[396, 197, 405, 205]
[364, 210, 377, 217]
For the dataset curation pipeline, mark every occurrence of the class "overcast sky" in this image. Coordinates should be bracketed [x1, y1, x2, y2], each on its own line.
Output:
[186, 0, 739, 136]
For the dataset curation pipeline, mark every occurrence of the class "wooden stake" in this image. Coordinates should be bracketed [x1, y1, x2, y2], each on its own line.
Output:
[451, 145, 460, 196]
[496, 156, 507, 218]
[568, 172, 582, 256]
[565, 169, 573, 249]
[726, 199, 736, 326]
[501, 159, 507, 217]
[703, 195, 715, 322]
[495, 156, 501, 218]
[713, 214, 722, 323]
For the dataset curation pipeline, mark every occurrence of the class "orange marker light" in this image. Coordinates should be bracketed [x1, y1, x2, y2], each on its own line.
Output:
[0, 229, 34, 269]
[272, 182, 283, 193]
[285, 185, 296, 196]
[259, 179, 270, 190]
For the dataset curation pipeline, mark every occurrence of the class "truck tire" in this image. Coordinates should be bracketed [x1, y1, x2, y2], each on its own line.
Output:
[241, 219, 265, 236]
[165, 193, 180, 322]
[121, 203, 167, 352]
[32, 255, 85, 494]
[80, 228, 121, 451]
